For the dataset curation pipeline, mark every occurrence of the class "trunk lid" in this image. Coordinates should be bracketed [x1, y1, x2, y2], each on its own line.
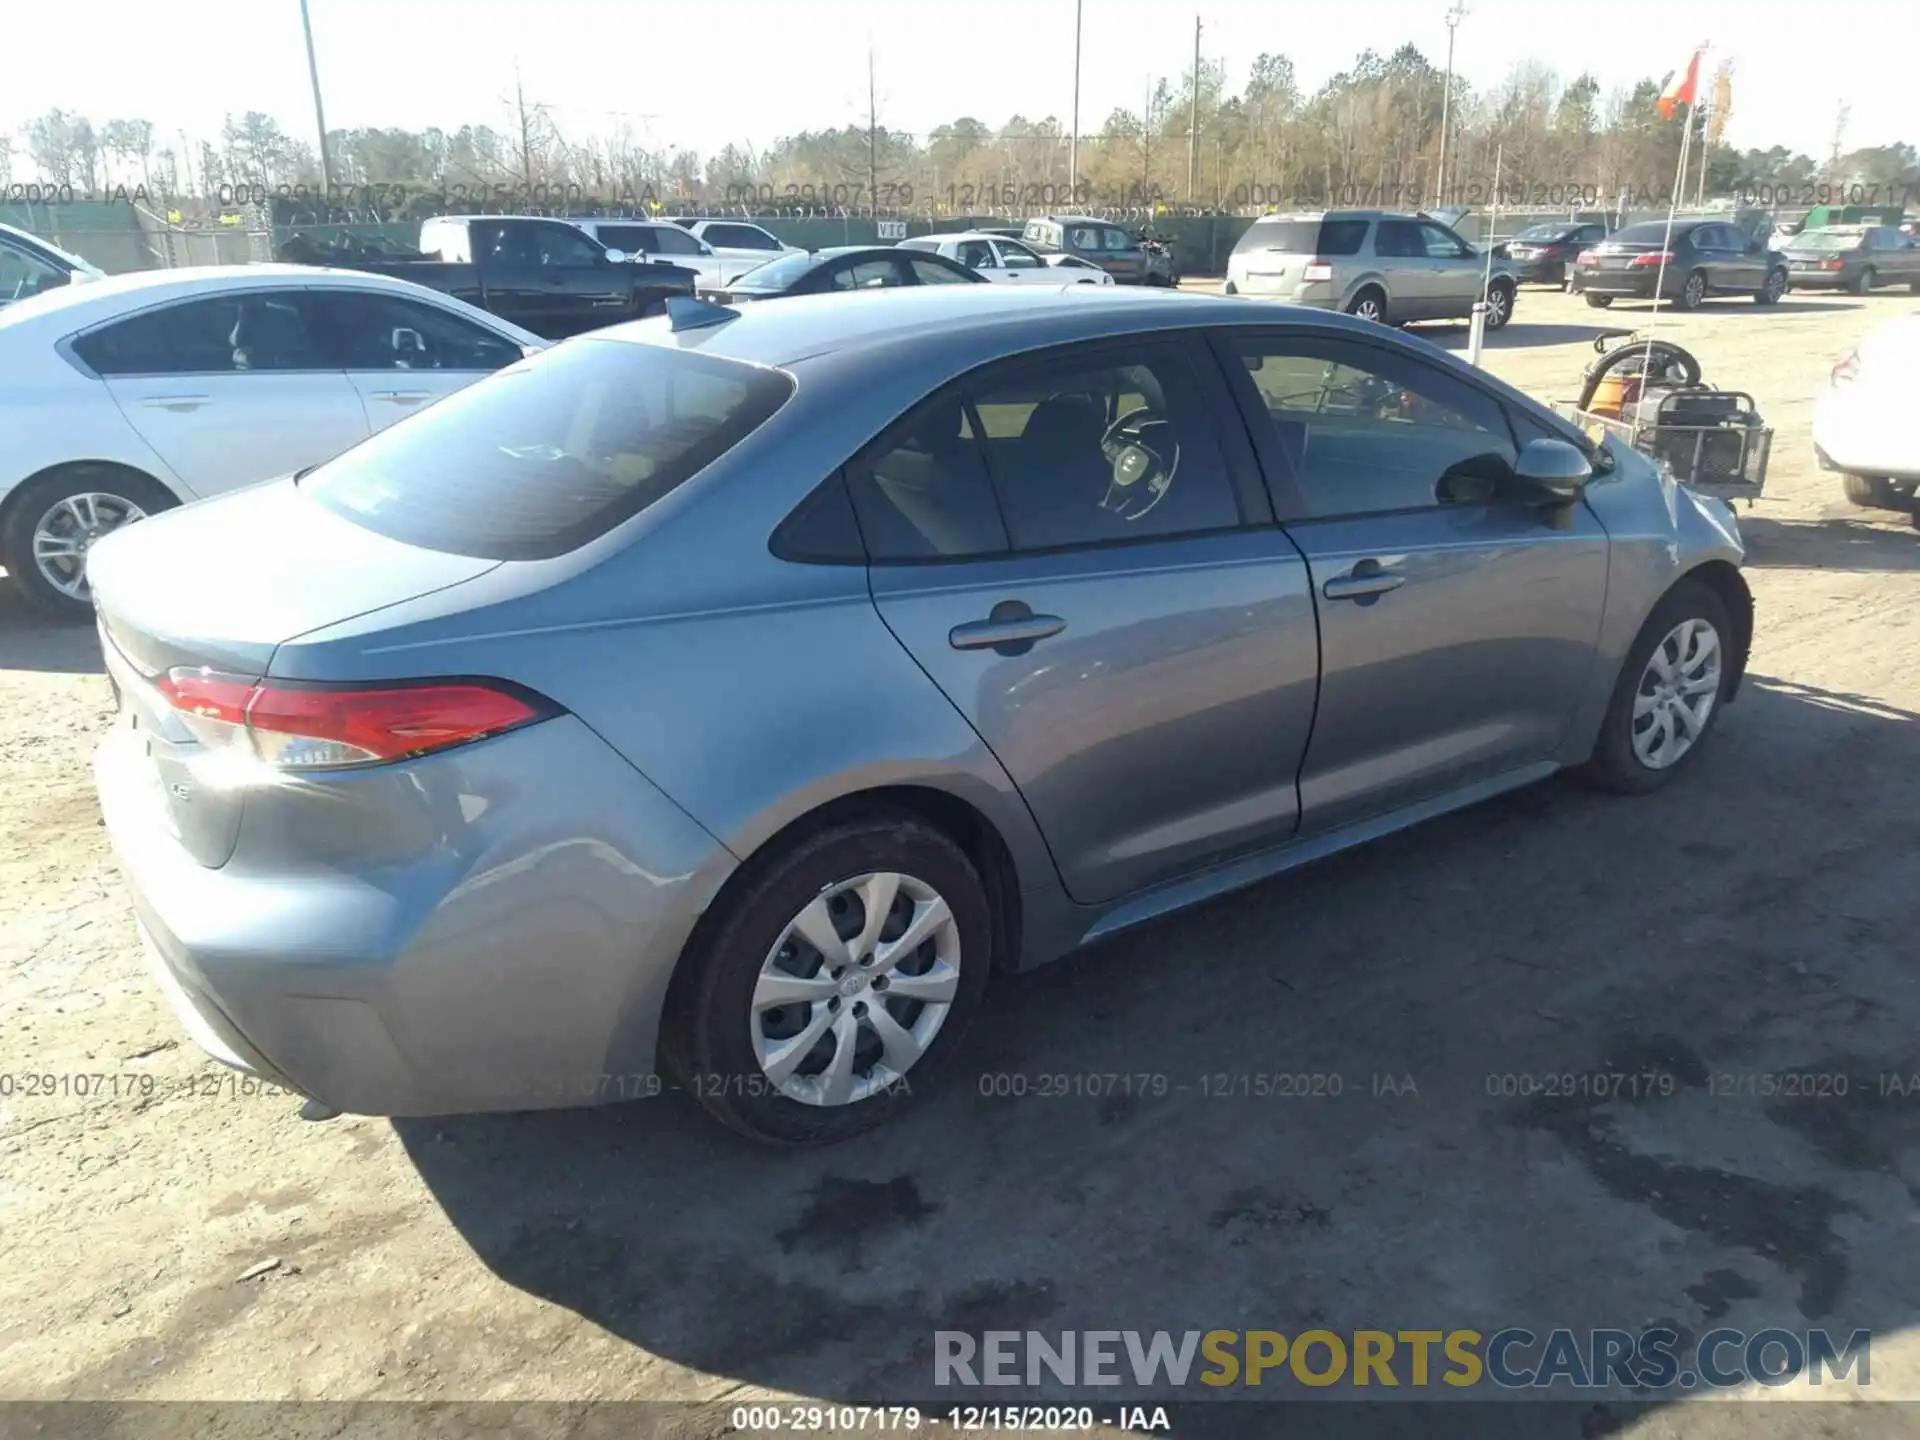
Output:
[89, 478, 500, 867]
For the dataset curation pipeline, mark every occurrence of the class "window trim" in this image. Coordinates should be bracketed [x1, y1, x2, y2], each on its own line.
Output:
[1207, 324, 1553, 526]
[63, 286, 343, 380]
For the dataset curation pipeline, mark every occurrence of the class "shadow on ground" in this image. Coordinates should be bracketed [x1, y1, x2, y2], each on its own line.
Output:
[1740, 515, 1919, 572]
[399, 676, 1920, 1423]
[0, 583, 102, 675]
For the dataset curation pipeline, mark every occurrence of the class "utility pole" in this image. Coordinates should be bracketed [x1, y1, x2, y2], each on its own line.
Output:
[1434, 0, 1466, 209]
[1187, 16, 1201, 201]
[1826, 101, 1850, 182]
[867, 46, 879, 218]
[1069, 0, 1083, 198]
[1142, 76, 1153, 203]
[298, 0, 334, 192]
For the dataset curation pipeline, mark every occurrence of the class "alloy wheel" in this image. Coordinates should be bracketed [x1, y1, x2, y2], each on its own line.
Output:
[32, 492, 149, 601]
[1631, 617, 1722, 769]
[749, 871, 962, 1107]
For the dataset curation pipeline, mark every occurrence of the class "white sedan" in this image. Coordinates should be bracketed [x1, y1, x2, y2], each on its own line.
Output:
[898, 231, 1113, 284]
[1814, 311, 1920, 510]
[0, 264, 541, 612]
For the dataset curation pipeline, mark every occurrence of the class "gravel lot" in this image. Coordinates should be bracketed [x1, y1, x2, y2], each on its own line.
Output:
[4, 285, 1920, 1437]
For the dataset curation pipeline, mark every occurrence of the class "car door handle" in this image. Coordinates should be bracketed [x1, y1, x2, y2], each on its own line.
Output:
[138, 394, 210, 412]
[949, 603, 1066, 653]
[369, 390, 433, 403]
[1322, 565, 1406, 601]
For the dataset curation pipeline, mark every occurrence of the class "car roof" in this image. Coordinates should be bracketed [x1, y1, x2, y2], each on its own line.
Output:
[0, 263, 542, 341]
[596, 285, 1338, 367]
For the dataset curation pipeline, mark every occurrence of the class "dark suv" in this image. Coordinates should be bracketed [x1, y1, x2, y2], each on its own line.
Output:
[1020, 216, 1150, 284]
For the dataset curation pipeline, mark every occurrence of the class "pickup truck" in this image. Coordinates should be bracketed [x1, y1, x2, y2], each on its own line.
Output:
[1, 222, 106, 308]
[337, 215, 697, 339]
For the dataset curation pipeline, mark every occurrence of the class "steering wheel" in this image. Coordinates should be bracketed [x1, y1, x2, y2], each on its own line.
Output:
[1098, 406, 1180, 521]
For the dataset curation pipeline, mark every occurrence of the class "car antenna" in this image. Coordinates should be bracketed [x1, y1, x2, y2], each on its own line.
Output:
[665, 296, 740, 331]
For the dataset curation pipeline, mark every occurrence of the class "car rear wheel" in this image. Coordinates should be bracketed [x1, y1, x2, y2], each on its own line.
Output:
[1584, 293, 1614, 309]
[1579, 580, 1733, 795]
[1848, 266, 1876, 295]
[1484, 280, 1514, 330]
[1677, 271, 1708, 311]
[1841, 472, 1903, 509]
[662, 810, 992, 1144]
[1347, 287, 1387, 323]
[2, 466, 178, 617]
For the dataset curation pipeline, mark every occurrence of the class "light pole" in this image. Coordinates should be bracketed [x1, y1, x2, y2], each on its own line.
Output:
[1069, 0, 1083, 198]
[1433, 0, 1466, 210]
[299, 0, 334, 192]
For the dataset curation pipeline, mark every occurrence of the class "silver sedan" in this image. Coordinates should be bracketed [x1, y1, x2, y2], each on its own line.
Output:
[90, 286, 1751, 1143]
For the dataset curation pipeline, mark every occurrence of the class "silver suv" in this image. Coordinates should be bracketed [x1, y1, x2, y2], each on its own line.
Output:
[1226, 210, 1517, 329]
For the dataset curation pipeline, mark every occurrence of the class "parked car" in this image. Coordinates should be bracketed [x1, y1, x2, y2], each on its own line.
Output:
[1815, 310, 1920, 509]
[1572, 219, 1789, 310]
[0, 265, 540, 612]
[0, 222, 106, 308]
[89, 285, 1751, 1144]
[1021, 216, 1151, 283]
[562, 217, 764, 289]
[897, 231, 1102, 284]
[1224, 210, 1520, 329]
[1778, 225, 1920, 294]
[669, 219, 806, 269]
[698, 246, 983, 303]
[343, 215, 696, 339]
[1500, 220, 1611, 286]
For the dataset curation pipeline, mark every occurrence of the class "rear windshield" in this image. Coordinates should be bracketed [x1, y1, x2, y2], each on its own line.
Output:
[1795, 230, 1868, 250]
[1233, 217, 1369, 257]
[730, 252, 817, 290]
[1610, 222, 1688, 245]
[301, 339, 794, 560]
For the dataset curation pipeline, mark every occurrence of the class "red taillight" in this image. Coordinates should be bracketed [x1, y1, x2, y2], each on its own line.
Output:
[1301, 261, 1334, 282]
[1575, 250, 1598, 265]
[1821, 258, 1844, 270]
[156, 670, 550, 770]
[1628, 252, 1673, 268]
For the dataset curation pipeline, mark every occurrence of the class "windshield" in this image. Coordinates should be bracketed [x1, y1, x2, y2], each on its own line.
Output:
[729, 252, 817, 291]
[302, 339, 794, 560]
[1796, 230, 1868, 250]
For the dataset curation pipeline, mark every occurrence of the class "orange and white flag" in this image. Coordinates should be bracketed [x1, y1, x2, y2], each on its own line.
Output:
[1657, 50, 1704, 118]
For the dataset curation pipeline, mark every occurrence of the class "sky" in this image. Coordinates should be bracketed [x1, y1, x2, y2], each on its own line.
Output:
[6, 0, 1908, 179]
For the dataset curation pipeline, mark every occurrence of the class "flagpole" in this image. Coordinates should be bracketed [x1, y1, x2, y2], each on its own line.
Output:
[1642, 48, 1702, 390]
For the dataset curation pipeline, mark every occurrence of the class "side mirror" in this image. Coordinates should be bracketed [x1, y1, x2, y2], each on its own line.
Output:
[1509, 438, 1593, 504]
[602, 248, 629, 264]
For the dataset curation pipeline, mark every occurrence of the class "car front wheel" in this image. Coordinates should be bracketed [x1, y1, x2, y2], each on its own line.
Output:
[662, 810, 993, 1144]
[1580, 580, 1734, 795]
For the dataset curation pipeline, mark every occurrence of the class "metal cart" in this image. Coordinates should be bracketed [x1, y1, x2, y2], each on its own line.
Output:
[1554, 390, 1772, 505]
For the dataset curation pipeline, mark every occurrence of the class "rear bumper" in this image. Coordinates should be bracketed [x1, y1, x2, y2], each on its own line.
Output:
[1572, 268, 1669, 298]
[1813, 386, 1920, 482]
[1782, 269, 1850, 288]
[1506, 257, 1570, 283]
[97, 712, 736, 1116]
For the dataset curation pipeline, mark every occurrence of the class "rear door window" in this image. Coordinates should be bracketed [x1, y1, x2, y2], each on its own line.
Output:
[74, 292, 326, 375]
[301, 339, 793, 560]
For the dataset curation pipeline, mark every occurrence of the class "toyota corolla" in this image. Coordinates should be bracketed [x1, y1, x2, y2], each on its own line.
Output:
[90, 286, 1752, 1144]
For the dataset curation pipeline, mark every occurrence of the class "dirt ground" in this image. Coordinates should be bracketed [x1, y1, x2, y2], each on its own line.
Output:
[5, 285, 1920, 1439]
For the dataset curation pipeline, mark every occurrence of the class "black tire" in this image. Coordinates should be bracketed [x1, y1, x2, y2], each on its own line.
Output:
[1578, 580, 1735, 796]
[1842, 472, 1901, 509]
[1, 466, 178, 618]
[1584, 292, 1614, 309]
[1346, 286, 1387, 323]
[1849, 266, 1875, 295]
[661, 810, 993, 1145]
[1676, 271, 1707, 311]
[1754, 268, 1786, 305]
[1223, 280, 1237, 296]
[1484, 280, 1515, 331]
